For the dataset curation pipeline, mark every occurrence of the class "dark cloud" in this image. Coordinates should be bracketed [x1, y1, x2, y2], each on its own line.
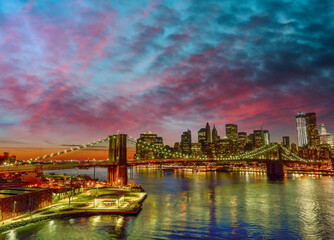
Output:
[0, 0, 334, 152]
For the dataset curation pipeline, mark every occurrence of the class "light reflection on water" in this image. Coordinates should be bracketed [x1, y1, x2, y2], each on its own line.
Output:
[1, 167, 333, 239]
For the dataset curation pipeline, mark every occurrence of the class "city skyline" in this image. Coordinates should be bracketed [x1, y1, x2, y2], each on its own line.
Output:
[1, 0, 334, 160]
[1, 114, 333, 160]
[0, 1, 333, 239]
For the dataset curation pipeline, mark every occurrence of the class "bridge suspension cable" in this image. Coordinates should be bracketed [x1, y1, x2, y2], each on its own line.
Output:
[29, 137, 109, 162]
[280, 146, 309, 162]
[126, 136, 137, 144]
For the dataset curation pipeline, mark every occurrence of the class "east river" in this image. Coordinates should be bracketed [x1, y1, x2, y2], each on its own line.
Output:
[1, 167, 334, 239]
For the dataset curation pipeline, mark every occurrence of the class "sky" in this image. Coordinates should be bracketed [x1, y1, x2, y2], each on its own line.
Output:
[0, 0, 333, 160]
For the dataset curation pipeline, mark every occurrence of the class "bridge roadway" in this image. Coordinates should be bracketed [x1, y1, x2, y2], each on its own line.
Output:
[0, 158, 324, 174]
[0, 161, 118, 173]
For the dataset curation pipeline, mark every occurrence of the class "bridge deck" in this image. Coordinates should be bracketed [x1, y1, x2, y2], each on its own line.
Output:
[0, 158, 326, 173]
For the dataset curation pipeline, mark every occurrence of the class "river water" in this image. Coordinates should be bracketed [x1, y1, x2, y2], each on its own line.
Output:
[1, 167, 334, 239]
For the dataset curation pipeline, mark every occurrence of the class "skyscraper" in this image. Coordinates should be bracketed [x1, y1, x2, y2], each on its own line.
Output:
[205, 122, 211, 143]
[181, 129, 192, 155]
[238, 132, 247, 153]
[136, 131, 164, 160]
[198, 128, 206, 143]
[253, 130, 270, 147]
[226, 124, 238, 142]
[216, 137, 233, 157]
[253, 130, 263, 148]
[263, 130, 270, 145]
[296, 112, 308, 147]
[319, 123, 331, 146]
[191, 143, 202, 156]
[282, 136, 290, 148]
[212, 125, 219, 143]
[174, 142, 181, 152]
[305, 112, 319, 147]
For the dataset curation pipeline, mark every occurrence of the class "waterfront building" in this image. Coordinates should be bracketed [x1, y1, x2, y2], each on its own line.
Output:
[282, 136, 290, 148]
[205, 122, 211, 143]
[296, 112, 308, 147]
[226, 124, 238, 142]
[212, 125, 219, 143]
[0, 152, 16, 165]
[181, 130, 192, 155]
[191, 143, 202, 157]
[93, 190, 125, 208]
[305, 112, 320, 147]
[0, 188, 52, 221]
[136, 132, 164, 160]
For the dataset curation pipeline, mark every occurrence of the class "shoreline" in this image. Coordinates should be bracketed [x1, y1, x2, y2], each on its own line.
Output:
[0, 192, 147, 234]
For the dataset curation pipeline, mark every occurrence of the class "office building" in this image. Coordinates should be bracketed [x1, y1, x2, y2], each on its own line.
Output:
[0, 188, 52, 221]
[205, 122, 211, 143]
[238, 132, 247, 153]
[181, 130, 192, 155]
[282, 136, 290, 148]
[305, 112, 319, 147]
[263, 130, 270, 145]
[136, 131, 164, 160]
[216, 138, 234, 157]
[212, 125, 219, 143]
[296, 112, 308, 147]
[253, 130, 263, 148]
[319, 123, 334, 148]
[173, 142, 181, 152]
[198, 128, 206, 144]
[204, 143, 215, 158]
[191, 143, 202, 157]
[226, 124, 238, 142]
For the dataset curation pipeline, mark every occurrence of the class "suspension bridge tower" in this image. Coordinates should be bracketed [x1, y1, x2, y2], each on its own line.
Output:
[266, 144, 284, 179]
[107, 134, 128, 186]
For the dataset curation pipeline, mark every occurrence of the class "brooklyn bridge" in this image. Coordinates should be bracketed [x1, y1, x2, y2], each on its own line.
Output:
[0, 134, 332, 184]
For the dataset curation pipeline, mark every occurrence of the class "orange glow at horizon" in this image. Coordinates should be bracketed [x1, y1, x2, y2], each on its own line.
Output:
[0, 147, 136, 161]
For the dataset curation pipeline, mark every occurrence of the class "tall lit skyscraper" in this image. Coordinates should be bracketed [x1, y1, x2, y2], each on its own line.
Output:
[296, 112, 308, 147]
[181, 129, 192, 155]
[263, 130, 270, 145]
[212, 125, 219, 143]
[226, 124, 238, 142]
[305, 112, 319, 147]
[205, 122, 211, 143]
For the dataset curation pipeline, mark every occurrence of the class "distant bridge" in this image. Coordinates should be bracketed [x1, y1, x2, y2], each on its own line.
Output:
[2, 134, 327, 183]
